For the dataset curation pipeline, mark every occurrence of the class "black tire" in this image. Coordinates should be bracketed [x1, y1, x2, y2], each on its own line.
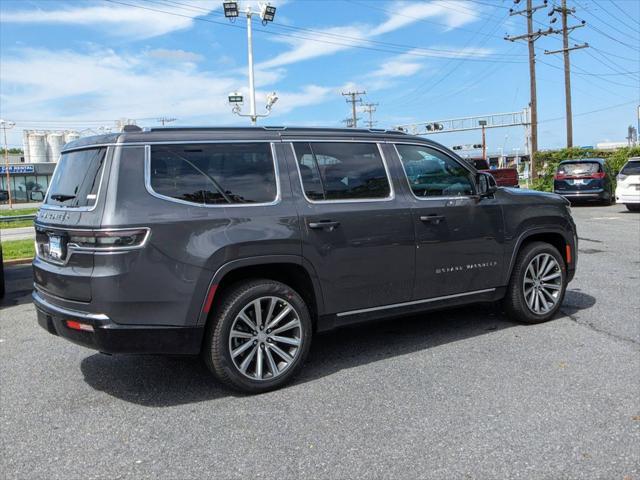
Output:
[202, 279, 312, 393]
[626, 204, 640, 212]
[504, 241, 567, 324]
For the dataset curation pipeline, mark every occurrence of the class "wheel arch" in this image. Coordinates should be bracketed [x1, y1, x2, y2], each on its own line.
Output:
[506, 229, 573, 282]
[197, 255, 325, 329]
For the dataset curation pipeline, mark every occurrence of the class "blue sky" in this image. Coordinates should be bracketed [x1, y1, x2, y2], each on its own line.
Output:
[1, 0, 638, 155]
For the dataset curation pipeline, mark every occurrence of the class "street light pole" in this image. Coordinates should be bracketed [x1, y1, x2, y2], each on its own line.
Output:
[1, 120, 16, 209]
[246, 8, 257, 125]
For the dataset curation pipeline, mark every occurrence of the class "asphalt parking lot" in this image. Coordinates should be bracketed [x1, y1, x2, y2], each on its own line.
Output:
[1, 204, 638, 479]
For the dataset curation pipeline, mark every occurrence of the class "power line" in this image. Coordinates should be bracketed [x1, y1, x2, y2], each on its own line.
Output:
[360, 102, 379, 129]
[539, 99, 637, 123]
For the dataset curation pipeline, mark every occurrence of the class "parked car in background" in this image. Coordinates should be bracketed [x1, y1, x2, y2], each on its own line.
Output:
[553, 158, 613, 204]
[0, 190, 9, 202]
[615, 156, 640, 212]
[33, 127, 577, 393]
[464, 158, 519, 188]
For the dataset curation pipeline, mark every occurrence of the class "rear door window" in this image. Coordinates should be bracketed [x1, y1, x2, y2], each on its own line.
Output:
[293, 142, 391, 201]
[45, 148, 107, 208]
[149, 143, 277, 205]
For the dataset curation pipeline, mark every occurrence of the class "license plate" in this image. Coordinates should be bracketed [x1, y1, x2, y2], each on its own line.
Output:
[49, 236, 63, 260]
[572, 179, 586, 185]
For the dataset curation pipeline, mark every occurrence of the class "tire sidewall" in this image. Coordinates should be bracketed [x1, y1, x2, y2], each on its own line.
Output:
[209, 280, 312, 393]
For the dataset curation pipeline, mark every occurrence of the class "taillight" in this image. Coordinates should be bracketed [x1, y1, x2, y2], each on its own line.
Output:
[590, 172, 606, 179]
[555, 173, 566, 180]
[67, 228, 150, 250]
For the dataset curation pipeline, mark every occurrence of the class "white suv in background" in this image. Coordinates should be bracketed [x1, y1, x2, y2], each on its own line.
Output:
[616, 157, 640, 212]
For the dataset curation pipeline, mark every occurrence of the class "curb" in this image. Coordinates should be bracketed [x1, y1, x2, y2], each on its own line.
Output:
[3, 257, 34, 266]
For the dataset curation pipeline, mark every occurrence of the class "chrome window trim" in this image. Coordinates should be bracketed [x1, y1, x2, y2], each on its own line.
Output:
[289, 141, 395, 205]
[40, 146, 110, 212]
[336, 288, 496, 317]
[143, 142, 281, 208]
[392, 143, 478, 202]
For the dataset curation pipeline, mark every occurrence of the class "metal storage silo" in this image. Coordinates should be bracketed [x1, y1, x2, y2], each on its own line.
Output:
[22, 130, 31, 163]
[64, 131, 80, 144]
[28, 132, 47, 164]
[47, 133, 65, 163]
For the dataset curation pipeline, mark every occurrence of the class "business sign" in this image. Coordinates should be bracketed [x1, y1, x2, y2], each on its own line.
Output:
[0, 165, 35, 174]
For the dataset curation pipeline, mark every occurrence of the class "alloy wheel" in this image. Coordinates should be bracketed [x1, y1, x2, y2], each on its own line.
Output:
[522, 253, 563, 315]
[228, 296, 302, 381]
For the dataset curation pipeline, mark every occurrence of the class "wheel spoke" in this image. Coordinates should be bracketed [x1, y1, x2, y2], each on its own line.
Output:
[542, 272, 561, 282]
[265, 298, 277, 326]
[253, 299, 263, 328]
[538, 290, 549, 311]
[539, 287, 556, 303]
[255, 347, 264, 379]
[265, 346, 279, 376]
[232, 339, 255, 358]
[266, 305, 292, 330]
[541, 282, 561, 290]
[238, 312, 257, 331]
[534, 290, 540, 312]
[269, 344, 293, 363]
[542, 257, 556, 276]
[239, 345, 258, 372]
[272, 319, 299, 335]
[230, 330, 253, 339]
[524, 277, 535, 285]
[538, 255, 548, 277]
[272, 335, 300, 347]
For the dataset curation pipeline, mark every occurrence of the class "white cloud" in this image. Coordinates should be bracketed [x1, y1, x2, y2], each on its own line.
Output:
[0, 47, 332, 139]
[372, 53, 424, 78]
[0, 2, 217, 39]
[146, 49, 204, 63]
[257, 0, 482, 69]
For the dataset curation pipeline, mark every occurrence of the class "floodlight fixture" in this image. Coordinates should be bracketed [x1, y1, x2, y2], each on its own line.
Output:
[260, 3, 276, 23]
[266, 92, 278, 110]
[228, 91, 244, 105]
[223, 1, 239, 18]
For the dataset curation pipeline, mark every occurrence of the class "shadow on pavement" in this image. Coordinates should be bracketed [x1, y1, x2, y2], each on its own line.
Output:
[561, 289, 597, 316]
[81, 304, 519, 407]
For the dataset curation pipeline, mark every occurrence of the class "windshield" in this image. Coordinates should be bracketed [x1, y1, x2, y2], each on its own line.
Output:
[45, 148, 107, 208]
[557, 162, 601, 176]
[620, 161, 640, 175]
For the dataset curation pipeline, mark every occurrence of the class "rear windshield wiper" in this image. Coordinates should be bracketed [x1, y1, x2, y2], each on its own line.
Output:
[50, 193, 76, 202]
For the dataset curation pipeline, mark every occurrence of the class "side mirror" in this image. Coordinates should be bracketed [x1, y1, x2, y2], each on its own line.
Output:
[476, 172, 498, 197]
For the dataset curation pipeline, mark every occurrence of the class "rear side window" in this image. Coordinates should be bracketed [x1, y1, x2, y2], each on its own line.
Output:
[45, 148, 106, 208]
[293, 142, 391, 201]
[557, 162, 601, 176]
[149, 143, 277, 205]
[620, 161, 640, 175]
[395, 144, 474, 197]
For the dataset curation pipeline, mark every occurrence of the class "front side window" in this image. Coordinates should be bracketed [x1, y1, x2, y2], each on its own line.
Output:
[293, 142, 391, 201]
[149, 143, 277, 205]
[395, 144, 474, 198]
[45, 148, 106, 208]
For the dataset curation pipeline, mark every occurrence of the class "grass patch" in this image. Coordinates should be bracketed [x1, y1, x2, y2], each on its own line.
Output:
[0, 219, 34, 229]
[0, 207, 40, 217]
[1, 239, 35, 261]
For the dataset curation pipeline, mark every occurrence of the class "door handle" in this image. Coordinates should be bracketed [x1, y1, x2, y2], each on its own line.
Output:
[308, 220, 340, 231]
[419, 214, 445, 225]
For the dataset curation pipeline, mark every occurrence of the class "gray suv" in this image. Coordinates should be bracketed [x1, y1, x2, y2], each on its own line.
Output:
[33, 127, 577, 393]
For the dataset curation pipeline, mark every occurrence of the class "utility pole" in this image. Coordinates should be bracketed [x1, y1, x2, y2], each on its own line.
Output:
[158, 117, 176, 126]
[544, 0, 588, 148]
[1, 119, 16, 209]
[361, 102, 379, 129]
[505, 0, 550, 180]
[341, 118, 355, 128]
[479, 120, 488, 161]
[342, 90, 366, 128]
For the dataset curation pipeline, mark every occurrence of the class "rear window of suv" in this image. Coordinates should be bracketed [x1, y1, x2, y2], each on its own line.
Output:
[620, 161, 640, 175]
[149, 143, 277, 205]
[45, 148, 107, 208]
[557, 162, 601, 176]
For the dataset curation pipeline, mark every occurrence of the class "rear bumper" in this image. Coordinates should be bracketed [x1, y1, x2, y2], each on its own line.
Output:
[33, 291, 203, 355]
[554, 189, 607, 200]
[615, 190, 640, 204]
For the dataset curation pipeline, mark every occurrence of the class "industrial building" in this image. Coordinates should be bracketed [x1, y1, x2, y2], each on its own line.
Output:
[22, 130, 80, 163]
